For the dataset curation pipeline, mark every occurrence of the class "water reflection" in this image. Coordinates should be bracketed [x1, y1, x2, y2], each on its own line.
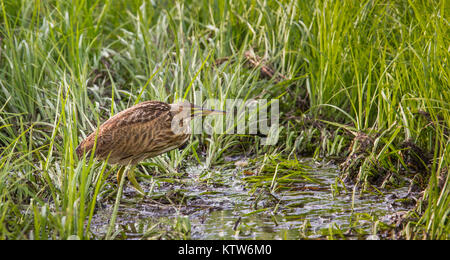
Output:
[90, 158, 413, 239]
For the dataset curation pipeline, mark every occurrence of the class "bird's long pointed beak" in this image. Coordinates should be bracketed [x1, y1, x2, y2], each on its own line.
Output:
[192, 105, 226, 116]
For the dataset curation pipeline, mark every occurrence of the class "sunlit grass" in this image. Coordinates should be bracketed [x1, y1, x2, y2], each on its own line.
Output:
[0, 0, 448, 239]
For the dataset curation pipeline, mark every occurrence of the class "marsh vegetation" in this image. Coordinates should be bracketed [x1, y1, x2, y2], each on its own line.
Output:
[0, 0, 448, 239]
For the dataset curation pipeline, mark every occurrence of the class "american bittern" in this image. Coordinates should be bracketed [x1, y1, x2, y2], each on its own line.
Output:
[76, 100, 225, 193]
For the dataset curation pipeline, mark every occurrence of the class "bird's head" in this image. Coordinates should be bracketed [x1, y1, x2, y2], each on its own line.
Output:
[169, 101, 226, 135]
[170, 101, 226, 119]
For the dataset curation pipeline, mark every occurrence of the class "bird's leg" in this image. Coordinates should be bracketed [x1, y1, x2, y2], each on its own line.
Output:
[116, 165, 126, 184]
[126, 165, 145, 195]
[116, 165, 145, 195]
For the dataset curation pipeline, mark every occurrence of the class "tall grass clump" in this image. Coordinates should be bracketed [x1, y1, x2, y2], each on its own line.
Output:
[294, 0, 449, 238]
[0, 0, 448, 239]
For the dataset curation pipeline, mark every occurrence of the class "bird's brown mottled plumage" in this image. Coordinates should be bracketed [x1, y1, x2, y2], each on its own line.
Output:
[76, 101, 191, 165]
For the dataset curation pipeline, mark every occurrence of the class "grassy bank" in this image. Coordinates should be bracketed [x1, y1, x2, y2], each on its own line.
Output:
[0, 0, 448, 239]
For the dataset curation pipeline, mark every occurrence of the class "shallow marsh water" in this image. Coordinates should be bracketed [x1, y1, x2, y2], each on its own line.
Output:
[90, 158, 414, 239]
